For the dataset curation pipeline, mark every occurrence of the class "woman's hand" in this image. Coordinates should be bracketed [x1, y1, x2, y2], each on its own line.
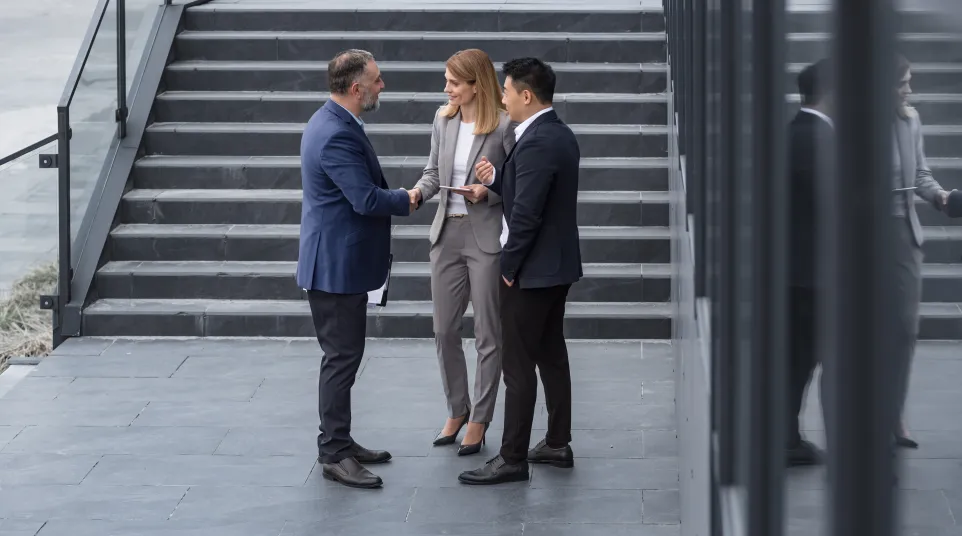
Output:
[455, 184, 489, 204]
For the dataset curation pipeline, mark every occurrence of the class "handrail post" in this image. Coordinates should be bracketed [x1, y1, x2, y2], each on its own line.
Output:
[53, 107, 72, 348]
[116, 0, 128, 138]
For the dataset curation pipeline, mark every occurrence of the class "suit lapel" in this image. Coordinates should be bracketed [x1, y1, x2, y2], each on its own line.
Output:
[465, 131, 487, 185]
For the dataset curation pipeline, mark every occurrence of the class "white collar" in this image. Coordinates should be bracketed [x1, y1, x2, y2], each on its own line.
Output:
[514, 107, 554, 140]
[800, 107, 833, 129]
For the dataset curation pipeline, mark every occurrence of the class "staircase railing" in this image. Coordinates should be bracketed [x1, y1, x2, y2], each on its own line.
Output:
[0, 0, 215, 347]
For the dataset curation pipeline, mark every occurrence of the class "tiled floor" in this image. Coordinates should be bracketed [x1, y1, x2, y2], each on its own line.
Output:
[787, 340, 962, 535]
[0, 337, 679, 536]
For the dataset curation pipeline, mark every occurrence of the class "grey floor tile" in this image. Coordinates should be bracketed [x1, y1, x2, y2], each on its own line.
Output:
[50, 337, 115, 356]
[902, 490, 957, 528]
[568, 341, 643, 360]
[35, 519, 286, 536]
[30, 355, 187, 378]
[98, 339, 209, 358]
[281, 521, 524, 536]
[643, 490, 681, 524]
[0, 426, 24, 451]
[521, 489, 645, 524]
[0, 400, 145, 427]
[531, 458, 678, 490]
[902, 459, 962, 491]
[0, 519, 46, 536]
[55, 377, 262, 403]
[564, 429, 645, 459]
[642, 382, 676, 405]
[3, 425, 228, 456]
[176, 339, 292, 358]
[569, 357, 647, 382]
[570, 403, 675, 430]
[0, 453, 101, 486]
[171, 356, 318, 380]
[311, 455, 503, 488]
[131, 400, 313, 428]
[569, 380, 642, 404]
[643, 430, 678, 458]
[80, 454, 316, 487]
[902, 430, 962, 459]
[0, 485, 188, 521]
[171, 485, 416, 523]
[0, 377, 75, 401]
[406, 487, 529, 524]
[523, 524, 679, 536]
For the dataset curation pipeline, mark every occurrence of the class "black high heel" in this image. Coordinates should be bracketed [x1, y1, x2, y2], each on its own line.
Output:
[433, 412, 470, 446]
[895, 435, 919, 449]
[458, 422, 490, 456]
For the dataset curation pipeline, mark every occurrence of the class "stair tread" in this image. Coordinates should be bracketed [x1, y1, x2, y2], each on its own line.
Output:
[83, 298, 674, 317]
[157, 91, 668, 103]
[787, 62, 962, 73]
[789, 32, 962, 40]
[187, 4, 662, 13]
[166, 60, 667, 73]
[98, 260, 671, 277]
[122, 188, 670, 203]
[146, 122, 669, 134]
[177, 30, 667, 40]
[110, 223, 671, 239]
[134, 155, 670, 169]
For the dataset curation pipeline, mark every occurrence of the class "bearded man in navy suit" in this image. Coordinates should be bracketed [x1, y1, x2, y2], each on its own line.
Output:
[297, 49, 415, 489]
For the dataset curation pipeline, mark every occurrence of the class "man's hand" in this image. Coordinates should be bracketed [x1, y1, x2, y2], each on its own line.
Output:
[454, 183, 488, 205]
[475, 156, 495, 185]
[408, 188, 421, 213]
[502, 276, 514, 287]
[941, 189, 951, 211]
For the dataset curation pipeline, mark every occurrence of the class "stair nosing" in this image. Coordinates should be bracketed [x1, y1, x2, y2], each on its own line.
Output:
[134, 155, 670, 169]
[145, 122, 670, 134]
[176, 30, 667, 41]
[122, 189, 669, 203]
[166, 60, 668, 73]
[156, 90, 668, 103]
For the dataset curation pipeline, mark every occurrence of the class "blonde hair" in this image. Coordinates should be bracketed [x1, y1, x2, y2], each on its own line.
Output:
[440, 49, 505, 135]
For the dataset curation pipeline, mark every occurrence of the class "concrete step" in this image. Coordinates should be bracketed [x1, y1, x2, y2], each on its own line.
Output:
[107, 224, 671, 264]
[184, 5, 666, 33]
[922, 264, 962, 302]
[787, 63, 962, 94]
[788, 93, 962, 126]
[787, 33, 962, 65]
[174, 30, 668, 63]
[80, 298, 674, 339]
[95, 260, 672, 302]
[786, 9, 962, 34]
[153, 91, 668, 125]
[120, 189, 670, 227]
[928, 159, 962, 190]
[164, 60, 669, 94]
[132, 155, 670, 192]
[143, 122, 669, 158]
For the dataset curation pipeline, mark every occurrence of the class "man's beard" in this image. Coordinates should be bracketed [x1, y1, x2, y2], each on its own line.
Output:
[361, 91, 380, 113]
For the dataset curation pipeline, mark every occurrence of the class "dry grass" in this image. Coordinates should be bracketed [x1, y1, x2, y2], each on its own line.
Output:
[0, 262, 57, 371]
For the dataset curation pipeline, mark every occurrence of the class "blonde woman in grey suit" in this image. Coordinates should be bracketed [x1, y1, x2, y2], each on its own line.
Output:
[409, 49, 516, 456]
[891, 54, 950, 449]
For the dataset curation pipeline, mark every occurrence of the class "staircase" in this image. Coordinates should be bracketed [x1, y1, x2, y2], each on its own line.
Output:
[787, 10, 962, 339]
[82, 3, 673, 339]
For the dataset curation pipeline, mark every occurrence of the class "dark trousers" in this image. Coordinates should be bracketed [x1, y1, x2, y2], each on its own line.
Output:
[499, 281, 573, 464]
[787, 286, 821, 447]
[307, 289, 367, 464]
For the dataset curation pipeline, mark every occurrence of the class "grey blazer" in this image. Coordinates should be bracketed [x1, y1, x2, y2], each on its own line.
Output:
[895, 109, 944, 247]
[414, 108, 516, 255]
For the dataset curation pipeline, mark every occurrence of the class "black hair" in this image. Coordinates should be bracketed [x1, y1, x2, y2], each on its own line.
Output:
[797, 58, 833, 107]
[502, 57, 556, 104]
[328, 49, 375, 95]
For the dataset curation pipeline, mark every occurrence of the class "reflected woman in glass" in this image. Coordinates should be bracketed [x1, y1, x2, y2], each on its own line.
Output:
[890, 54, 950, 449]
[410, 49, 516, 455]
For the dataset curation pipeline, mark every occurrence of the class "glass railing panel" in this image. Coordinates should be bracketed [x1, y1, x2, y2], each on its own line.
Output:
[66, 0, 119, 243]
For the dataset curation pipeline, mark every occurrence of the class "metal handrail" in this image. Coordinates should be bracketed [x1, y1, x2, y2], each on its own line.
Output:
[0, 134, 58, 168]
[58, 0, 112, 109]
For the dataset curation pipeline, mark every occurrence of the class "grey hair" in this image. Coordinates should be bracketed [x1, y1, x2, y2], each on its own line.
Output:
[328, 49, 375, 95]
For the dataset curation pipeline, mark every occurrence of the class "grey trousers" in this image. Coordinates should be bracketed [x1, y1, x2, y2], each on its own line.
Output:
[891, 215, 923, 429]
[429, 216, 502, 423]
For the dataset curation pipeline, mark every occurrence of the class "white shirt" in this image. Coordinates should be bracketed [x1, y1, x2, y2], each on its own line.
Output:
[447, 122, 475, 216]
[800, 107, 833, 129]
[484, 107, 555, 248]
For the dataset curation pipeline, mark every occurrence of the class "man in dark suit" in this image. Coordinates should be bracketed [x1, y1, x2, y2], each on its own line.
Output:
[297, 49, 414, 489]
[786, 59, 834, 466]
[460, 57, 583, 485]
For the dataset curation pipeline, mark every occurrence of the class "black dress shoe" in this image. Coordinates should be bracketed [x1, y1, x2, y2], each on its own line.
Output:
[458, 455, 529, 485]
[527, 438, 574, 468]
[458, 422, 490, 456]
[322, 457, 383, 489]
[786, 439, 823, 467]
[434, 412, 470, 446]
[350, 443, 392, 464]
[895, 435, 920, 449]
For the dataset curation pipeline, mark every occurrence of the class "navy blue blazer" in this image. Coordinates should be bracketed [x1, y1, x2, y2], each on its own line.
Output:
[296, 100, 410, 294]
[488, 110, 583, 289]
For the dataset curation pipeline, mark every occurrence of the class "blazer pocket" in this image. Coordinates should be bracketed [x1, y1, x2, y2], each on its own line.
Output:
[344, 229, 367, 247]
